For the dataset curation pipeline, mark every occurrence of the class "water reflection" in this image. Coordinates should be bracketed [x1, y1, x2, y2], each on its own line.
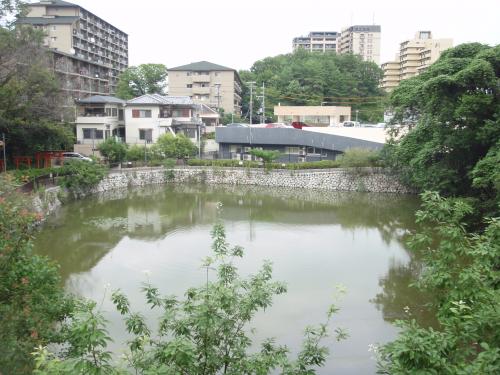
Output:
[33, 184, 427, 374]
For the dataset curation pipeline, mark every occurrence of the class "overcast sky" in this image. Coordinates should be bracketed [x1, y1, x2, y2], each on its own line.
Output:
[46, 0, 500, 70]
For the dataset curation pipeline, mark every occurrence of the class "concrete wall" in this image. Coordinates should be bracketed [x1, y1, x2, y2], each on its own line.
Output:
[90, 167, 413, 195]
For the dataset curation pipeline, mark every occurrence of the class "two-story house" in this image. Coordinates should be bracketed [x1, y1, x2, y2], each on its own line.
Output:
[124, 94, 203, 144]
[74, 95, 125, 155]
[75, 94, 219, 155]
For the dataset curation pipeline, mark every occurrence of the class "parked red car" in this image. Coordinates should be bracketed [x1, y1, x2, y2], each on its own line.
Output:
[291, 121, 310, 129]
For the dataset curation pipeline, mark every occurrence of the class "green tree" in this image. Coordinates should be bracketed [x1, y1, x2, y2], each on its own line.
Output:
[377, 192, 500, 374]
[0, 192, 73, 374]
[116, 64, 168, 99]
[33, 217, 347, 374]
[154, 133, 198, 160]
[0, 24, 73, 162]
[239, 50, 386, 123]
[384, 43, 500, 217]
[249, 148, 281, 165]
[97, 138, 127, 163]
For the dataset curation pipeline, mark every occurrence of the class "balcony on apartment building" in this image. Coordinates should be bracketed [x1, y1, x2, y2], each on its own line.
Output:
[192, 74, 211, 83]
[192, 86, 211, 95]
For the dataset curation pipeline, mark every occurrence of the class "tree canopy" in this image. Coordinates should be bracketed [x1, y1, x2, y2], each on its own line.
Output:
[239, 50, 386, 123]
[116, 63, 168, 99]
[0, 23, 74, 160]
[384, 43, 500, 217]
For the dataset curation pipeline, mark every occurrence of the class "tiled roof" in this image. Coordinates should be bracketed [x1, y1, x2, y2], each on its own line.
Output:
[30, 1, 77, 7]
[17, 16, 79, 25]
[77, 95, 125, 104]
[168, 61, 235, 72]
[127, 94, 194, 105]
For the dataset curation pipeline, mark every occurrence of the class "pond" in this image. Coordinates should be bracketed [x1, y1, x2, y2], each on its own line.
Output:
[34, 184, 432, 374]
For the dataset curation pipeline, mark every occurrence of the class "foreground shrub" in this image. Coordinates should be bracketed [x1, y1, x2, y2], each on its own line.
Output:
[0, 194, 72, 374]
[377, 192, 500, 373]
[34, 211, 347, 374]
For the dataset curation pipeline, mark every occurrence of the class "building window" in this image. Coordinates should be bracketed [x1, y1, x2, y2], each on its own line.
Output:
[187, 84, 192, 88]
[112, 108, 117, 117]
[51, 37, 57, 42]
[132, 109, 152, 118]
[105, 108, 111, 116]
[139, 129, 153, 142]
[52, 26, 56, 30]
[83, 128, 103, 139]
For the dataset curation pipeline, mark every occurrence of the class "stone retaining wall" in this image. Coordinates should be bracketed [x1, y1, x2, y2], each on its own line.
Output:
[92, 167, 413, 194]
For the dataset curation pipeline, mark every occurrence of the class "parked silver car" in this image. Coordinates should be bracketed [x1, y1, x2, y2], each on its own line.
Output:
[62, 152, 92, 162]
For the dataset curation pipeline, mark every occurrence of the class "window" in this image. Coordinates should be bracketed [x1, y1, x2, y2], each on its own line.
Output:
[187, 84, 192, 88]
[51, 37, 57, 42]
[105, 108, 111, 116]
[132, 109, 152, 118]
[187, 72, 192, 76]
[52, 26, 56, 30]
[139, 129, 153, 142]
[111, 108, 117, 117]
[83, 128, 103, 139]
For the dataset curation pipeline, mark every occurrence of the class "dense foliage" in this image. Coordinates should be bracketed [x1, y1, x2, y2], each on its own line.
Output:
[58, 160, 107, 196]
[33, 214, 347, 374]
[384, 43, 500, 217]
[249, 148, 281, 165]
[154, 133, 198, 159]
[97, 138, 127, 163]
[377, 192, 500, 374]
[0, 191, 72, 374]
[115, 63, 168, 100]
[239, 50, 386, 123]
[0, 21, 74, 163]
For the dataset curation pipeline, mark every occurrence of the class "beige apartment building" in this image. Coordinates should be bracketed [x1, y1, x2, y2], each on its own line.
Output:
[17, 0, 128, 114]
[337, 25, 381, 64]
[292, 31, 339, 53]
[168, 61, 242, 115]
[381, 31, 452, 92]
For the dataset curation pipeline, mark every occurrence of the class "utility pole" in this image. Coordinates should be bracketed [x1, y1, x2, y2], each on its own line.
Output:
[257, 82, 265, 124]
[356, 110, 359, 123]
[246, 81, 256, 125]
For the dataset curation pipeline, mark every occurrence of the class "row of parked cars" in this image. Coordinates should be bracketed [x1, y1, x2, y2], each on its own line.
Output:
[225, 121, 386, 129]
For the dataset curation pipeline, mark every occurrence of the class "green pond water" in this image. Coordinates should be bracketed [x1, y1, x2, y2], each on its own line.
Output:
[34, 184, 433, 374]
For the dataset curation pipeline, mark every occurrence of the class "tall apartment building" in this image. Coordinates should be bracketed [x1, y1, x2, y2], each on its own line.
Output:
[337, 25, 381, 64]
[17, 0, 128, 112]
[292, 31, 339, 53]
[167, 61, 242, 115]
[381, 31, 452, 92]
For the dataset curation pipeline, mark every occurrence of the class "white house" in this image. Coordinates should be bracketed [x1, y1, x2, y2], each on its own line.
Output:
[125, 94, 204, 145]
[74, 94, 220, 155]
[74, 95, 126, 156]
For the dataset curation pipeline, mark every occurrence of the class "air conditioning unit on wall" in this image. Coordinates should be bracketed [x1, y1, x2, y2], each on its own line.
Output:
[232, 153, 241, 160]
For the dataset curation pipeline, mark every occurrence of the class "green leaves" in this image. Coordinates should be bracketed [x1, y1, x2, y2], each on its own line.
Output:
[115, 64, 168, 100]
[378, 193, 500, 374]
[153, 133, 198, 160]
[384, 43, 500, 219]
[98, 138, 127, 163]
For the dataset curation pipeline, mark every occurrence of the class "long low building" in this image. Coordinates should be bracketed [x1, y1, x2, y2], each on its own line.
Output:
[215, 126, 387, 163]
